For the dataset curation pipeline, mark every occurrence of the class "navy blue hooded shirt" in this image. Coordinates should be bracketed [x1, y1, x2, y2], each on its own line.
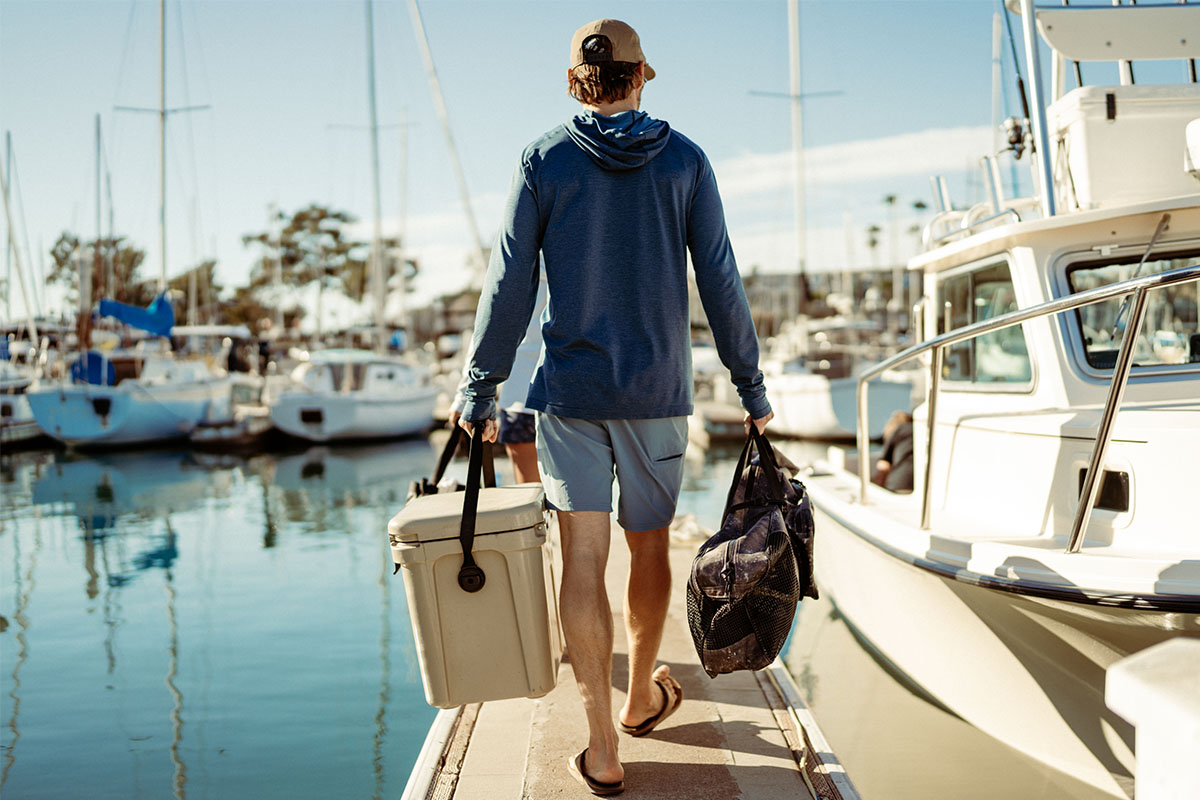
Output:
[460, 109, 770, 423]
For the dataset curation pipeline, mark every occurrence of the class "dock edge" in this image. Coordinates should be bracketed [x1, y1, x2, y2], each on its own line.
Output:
[758, 658, 862, 800]
[400, 704, 478, 800]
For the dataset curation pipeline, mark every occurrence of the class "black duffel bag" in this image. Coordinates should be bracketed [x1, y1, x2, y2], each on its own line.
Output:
[686, 426, 816, 677]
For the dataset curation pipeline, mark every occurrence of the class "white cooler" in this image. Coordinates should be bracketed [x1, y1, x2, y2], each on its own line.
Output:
[389, 469, 561, 709]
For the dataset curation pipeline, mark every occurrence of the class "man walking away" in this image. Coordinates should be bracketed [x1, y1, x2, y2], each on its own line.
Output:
[459, 18, 772, 795]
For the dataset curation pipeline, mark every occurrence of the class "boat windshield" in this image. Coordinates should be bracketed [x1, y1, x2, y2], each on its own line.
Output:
[1068, 251, 1200, 369]
[938, 261, 1032, 385]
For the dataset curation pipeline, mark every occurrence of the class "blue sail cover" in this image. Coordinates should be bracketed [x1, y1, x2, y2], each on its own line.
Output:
[71, 351, 118, 386]
[97, 292, 175, 338]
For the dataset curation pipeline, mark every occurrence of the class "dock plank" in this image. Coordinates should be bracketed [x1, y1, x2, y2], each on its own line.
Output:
[447, 524, 817, 799]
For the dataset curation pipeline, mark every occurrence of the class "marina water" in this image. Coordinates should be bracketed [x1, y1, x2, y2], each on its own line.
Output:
[2, 436, 1114, 798]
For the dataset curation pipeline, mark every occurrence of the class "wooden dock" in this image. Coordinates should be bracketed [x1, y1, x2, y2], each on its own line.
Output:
[403, 523, 858, 800]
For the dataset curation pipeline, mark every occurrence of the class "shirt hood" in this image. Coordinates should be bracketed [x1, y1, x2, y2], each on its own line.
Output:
[565, 110, 671, 172]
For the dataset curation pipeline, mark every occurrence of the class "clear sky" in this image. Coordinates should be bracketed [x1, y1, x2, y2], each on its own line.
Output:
[1, 0, 1179, 326]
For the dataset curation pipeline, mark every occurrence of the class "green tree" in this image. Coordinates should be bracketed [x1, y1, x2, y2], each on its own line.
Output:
[48, 232, 156, 307]
[865, 224, 882, 262]
[243, 204, 368, 294]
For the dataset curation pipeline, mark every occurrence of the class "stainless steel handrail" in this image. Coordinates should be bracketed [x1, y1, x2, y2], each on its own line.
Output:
[931, 208, 1022, 246]
[855, 260, 1200, 553]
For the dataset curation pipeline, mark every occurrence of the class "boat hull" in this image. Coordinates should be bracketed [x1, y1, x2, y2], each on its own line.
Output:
[806, 497, 1200, 799]
[270, 389, 438, 442]
[1, 393, 43, 445]
[767, 373, 914, 440]
[27, 380, 229, 447]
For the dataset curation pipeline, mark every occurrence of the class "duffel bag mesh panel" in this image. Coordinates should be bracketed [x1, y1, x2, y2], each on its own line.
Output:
[687, 520, 801, 677]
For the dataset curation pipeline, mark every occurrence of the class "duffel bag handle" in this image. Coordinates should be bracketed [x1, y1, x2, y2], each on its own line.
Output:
[457, 425, 496, 593]
[722, 425, 785, 518]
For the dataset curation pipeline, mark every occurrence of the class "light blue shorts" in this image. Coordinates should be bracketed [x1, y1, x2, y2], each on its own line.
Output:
[535, 414, 689, 532]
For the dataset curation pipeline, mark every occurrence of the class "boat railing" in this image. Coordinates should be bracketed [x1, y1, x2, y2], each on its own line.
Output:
[855, 260, 1200, 554]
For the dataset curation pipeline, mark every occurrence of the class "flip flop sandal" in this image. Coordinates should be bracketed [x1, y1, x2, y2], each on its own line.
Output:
[618, 674, 683, 737]
[567, 749, 624, 797]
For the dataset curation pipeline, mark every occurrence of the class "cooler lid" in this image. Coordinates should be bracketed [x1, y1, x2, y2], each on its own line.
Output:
[388, 485, 546, 544]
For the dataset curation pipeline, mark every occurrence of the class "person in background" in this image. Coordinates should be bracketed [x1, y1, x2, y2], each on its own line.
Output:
[457, 18, 772, 795]
[451, 266, 547, 485]
[873, 410, 914, 493]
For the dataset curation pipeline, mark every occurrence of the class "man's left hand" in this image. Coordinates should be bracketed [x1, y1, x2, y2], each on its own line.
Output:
[458, 416, 499, 443]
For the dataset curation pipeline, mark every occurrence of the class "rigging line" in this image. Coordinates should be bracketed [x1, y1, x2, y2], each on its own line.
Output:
[184, 0, 221, 261]
[173, 0, 205, 254]
[111, 0, 141, 115]
[9, 151, 41, 317]
[109, 0, 141, 175]
[167, 122, 197, 274]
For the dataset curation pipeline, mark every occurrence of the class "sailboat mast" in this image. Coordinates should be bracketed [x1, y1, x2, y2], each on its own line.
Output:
[788, 0, 805, 322]
[0, 156, 38, 344]
[5, 131, 10, 322]
[396, 114, 408, 337]
[158, 0, 167, 292]
[365, 0, 386, 354]
[95, 114, 103, 300]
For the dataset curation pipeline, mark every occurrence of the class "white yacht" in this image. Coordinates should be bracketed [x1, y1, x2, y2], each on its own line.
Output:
[269, 349, 437, 442]
[764, 361, 915, 441]
[763, 319, 916, 440]
[798, 4, 1200, 799]
[0, 356, 40, 445]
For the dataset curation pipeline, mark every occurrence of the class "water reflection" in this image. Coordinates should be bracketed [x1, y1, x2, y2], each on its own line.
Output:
[0, 441, 441, 800]
[784, 590, 1113, 800]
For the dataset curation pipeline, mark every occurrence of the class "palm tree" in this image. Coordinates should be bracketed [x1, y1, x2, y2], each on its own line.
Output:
[866, 224, 882, 265]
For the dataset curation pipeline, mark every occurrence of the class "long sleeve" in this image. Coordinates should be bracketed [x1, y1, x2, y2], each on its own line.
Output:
[460, 160, 543, 423]
[687, 156, 771, 419]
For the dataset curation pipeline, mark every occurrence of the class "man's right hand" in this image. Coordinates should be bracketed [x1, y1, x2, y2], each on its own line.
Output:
[458, 415, 500, 443]
[746, 411, 774, 434]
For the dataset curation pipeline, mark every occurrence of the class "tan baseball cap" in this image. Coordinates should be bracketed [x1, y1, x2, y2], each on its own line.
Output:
[569, 19, 656, 80]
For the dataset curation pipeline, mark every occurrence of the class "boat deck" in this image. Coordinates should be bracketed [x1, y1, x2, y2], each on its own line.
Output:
[405, 524, 856, 800]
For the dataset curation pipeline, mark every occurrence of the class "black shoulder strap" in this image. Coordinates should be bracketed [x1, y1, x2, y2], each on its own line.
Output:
[456, 428, 495, 593]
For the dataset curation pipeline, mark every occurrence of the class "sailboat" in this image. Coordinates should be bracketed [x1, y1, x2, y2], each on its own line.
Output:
[0, 352, 41, 446]
[761, 0, 913, 441]
[26, 1, 236, 448]
[268, 0, 436, 443]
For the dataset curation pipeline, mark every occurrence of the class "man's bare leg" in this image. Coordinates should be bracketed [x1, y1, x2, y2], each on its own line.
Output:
[557, 510, 622, 784]
[617, 526, 673, 728]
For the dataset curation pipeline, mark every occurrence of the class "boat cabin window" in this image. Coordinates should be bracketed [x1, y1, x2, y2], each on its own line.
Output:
[1067, 251, 1200, 369]
[937, 262, 1032, 384]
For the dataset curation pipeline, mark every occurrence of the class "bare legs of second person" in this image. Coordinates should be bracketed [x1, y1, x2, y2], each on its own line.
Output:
[557, 512, 673, 785]
[505, 441, 540, 484]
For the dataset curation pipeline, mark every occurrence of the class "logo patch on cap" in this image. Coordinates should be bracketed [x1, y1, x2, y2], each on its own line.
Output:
[581, 34, 614, 64]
